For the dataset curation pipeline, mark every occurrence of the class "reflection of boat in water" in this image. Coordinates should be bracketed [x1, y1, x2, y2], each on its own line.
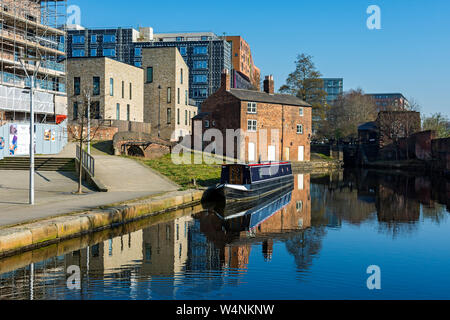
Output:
[216, 185, 294, 233]
[208, 162, 294, 207]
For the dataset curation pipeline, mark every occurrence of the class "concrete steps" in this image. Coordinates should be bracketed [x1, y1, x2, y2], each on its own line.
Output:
[0, 157, 75, 172]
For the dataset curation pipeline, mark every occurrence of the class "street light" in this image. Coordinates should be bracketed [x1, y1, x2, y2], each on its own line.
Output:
[158, 85, 162, 138]
[19, 57, 42, 205]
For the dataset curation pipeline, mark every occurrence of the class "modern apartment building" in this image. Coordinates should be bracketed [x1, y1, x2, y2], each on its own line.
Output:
[321, 78, 343, 105]
[67, 27, 232, 107]
[67, 57, 144, 122]
[366, 93, 410, 111]
[142, 47, 198, 142]
[0, 0, 67, 123]
[66, 26, 139, 65]
[226, 36, 260, 90]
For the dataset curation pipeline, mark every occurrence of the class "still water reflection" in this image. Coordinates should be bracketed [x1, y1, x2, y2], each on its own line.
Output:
[0, 170, 449, 300]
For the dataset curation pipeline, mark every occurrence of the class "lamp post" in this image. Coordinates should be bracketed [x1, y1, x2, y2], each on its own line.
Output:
[158, 85, 161, 138]
[19, 57, 41, 205]
[87, 94, 91, 154]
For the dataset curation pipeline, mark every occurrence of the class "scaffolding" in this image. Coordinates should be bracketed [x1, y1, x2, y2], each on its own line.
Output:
[0, 0, 67, 122]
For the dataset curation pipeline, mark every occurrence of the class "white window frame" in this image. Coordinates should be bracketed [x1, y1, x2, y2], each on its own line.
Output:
[297, 124, 303, 134]
[247, 102, 257, 114]
[247, 120, 257, 132]
[299, 107, 304, 117]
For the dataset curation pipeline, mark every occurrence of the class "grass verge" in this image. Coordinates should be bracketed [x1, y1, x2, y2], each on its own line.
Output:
[141, 153, 222, 190]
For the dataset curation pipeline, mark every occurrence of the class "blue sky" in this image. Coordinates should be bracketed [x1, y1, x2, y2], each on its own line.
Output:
[69, 0, 450, 116]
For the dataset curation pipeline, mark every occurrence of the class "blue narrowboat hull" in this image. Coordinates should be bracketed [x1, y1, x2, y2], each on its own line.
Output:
[211, 162, 294, 209]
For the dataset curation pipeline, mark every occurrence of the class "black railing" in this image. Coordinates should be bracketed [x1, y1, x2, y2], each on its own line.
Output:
[76, 145, 95, 177]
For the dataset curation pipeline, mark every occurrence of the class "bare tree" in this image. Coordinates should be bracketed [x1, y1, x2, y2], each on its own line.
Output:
[68, 87, 104, 194]
[377, 101, 421, 160]
[423, 113, 450, 138]
[324, 88, 377, 141]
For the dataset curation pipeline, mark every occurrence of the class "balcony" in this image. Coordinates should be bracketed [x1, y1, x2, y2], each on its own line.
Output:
[0, 71, 66, 93]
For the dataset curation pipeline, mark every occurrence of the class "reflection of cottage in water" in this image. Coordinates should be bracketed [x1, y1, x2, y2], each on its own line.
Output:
[197, 174, 312, 270]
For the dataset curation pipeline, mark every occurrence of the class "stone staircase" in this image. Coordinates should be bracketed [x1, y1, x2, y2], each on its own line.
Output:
[0, 157, 75, 172]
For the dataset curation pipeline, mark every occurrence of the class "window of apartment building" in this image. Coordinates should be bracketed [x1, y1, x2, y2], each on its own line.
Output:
[189, 111, 191, 125]
[116, 103, 120, 120]
[72, 35, 85, 44]
[176, 37, 184, 42]
[177, 88, 180, 104]
[193, 75, 207, 84]
[134, 47, 142, 57]
[127, 105, 130, 121]
[167, 108, 172, 124]
[93, 77, 100, 96]
[180, 69, 183, 84]
[146, 67, 153, 83]
[91, 35, 97, 43]
[90, 49, 97, 57]
[103, 35, 116, 43]
[297, 124, 303, 134]
[193, 61, 208, 70]
[299, 107, 304, 117]
[103, 48, 116, 57]
[247, 120, 257, 132]
[167, 87, 172, 103]
[129, 83, 132, 100]
[73, 102, 78, 120]
[122, 81, 125, 98]
[110, 78, 114, 96]
[179, 47, 187, 56]
[74, 77, 80, 95]
[204, 120, 210, 128]
[177, 108, 180, 125]
[185, 90, 188, 105]
[201, 36, 209, 41]
[193, 88, 207, 98]
[247, 102, 257, 114]
[92, 101, 101, 119]
[135, 62, 142, 67]
[72, 49, 85, 57]
[193, 46, 207, 55]
[185, 110, 188, 125]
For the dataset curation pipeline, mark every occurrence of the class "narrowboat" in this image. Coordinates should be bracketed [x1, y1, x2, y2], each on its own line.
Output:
[210, 162, 294, 207]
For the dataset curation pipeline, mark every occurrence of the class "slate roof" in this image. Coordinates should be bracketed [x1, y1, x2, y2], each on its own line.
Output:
[358, 121, 377, 131]
[229, 89, 311, 107]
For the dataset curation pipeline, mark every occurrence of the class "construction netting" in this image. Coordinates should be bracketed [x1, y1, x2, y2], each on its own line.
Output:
[0, 85, 54, 114]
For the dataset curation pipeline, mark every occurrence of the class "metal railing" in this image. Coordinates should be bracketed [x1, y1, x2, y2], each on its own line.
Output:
[76, 145, 95, 177]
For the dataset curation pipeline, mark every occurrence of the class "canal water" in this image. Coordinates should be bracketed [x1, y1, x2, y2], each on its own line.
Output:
[0, 170, 449, 300]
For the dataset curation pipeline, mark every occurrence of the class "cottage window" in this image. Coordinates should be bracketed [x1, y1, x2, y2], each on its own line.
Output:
[247, 102, 257, 114]
[299, 107, 304, 117]
[248, 120, 257, 132]
[297, 124, 303, 134]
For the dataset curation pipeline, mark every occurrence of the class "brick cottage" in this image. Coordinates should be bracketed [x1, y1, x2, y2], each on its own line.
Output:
[192, 70, 312, 163]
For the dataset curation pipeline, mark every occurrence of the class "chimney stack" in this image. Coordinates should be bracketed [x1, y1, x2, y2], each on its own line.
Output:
[221, 69, 231, 91]
[263, 75, 274, 94]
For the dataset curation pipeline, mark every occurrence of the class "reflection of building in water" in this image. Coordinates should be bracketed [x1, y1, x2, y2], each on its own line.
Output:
[311, 171, 376, 226]
[65, 231, 143, 278]
[197, 174, 312, 270]
[0, 255, 67, 300]
[140, 216, 193, 276]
